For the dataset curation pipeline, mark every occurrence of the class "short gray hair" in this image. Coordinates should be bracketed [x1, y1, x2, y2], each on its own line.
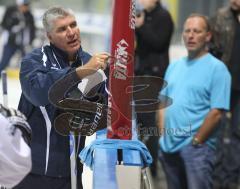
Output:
[42, 6, 75, 32]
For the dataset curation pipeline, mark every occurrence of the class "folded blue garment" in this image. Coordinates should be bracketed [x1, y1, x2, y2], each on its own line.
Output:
[79, 139, 152, 170]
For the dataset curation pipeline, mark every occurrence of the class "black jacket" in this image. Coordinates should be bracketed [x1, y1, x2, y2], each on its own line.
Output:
[210, 7, 240, 91]
[135, 2, 174, 77]
[1, 5, 35, 46]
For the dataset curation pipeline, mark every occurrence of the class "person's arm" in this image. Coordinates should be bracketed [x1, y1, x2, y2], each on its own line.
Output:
[156, 63, 173, 136]
[194, 63, 231, 144]
[75, 52, 109, 79]
[193, 109, 223, 143]
[20, 49, 109, 107]
[20, 50, 73, 106]
[1, 6, 13, 30]
[0, 106, 32, 188]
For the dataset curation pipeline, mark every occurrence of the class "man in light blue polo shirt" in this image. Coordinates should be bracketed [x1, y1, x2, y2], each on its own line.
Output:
[157, 13, 231, 189]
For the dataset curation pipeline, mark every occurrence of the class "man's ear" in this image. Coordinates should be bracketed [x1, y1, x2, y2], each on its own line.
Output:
[47, 32, 52, 41]
[206, 31, 212, 43]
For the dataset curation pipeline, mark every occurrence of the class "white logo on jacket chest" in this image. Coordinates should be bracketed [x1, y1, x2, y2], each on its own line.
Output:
[50, 62, 59, 70]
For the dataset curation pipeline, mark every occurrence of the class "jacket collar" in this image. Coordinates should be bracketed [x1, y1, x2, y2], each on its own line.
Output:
[50, 43, 82, 62]
[50, 43, 84, 67]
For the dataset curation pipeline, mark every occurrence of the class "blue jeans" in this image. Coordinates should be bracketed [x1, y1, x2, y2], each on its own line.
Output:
[159, 143, 216, 189]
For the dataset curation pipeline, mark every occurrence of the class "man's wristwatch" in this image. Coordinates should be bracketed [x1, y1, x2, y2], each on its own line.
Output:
[192, 136, 201, 146]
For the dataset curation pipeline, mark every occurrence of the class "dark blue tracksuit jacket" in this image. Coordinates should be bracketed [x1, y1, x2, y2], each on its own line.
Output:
[18, 44, 92, 178]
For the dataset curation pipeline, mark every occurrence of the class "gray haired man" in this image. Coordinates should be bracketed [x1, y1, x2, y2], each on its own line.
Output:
[14, 6, 109, 189]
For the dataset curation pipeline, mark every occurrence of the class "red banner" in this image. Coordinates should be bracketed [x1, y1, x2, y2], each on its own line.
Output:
[107, 0, 135, 139]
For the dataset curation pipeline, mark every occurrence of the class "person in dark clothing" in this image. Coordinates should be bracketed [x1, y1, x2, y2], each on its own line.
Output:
[210, 0, 240, 188]
[14, 6, 109, 189]
[0, 0, 35, 73]
[134, 0, 174, 177]
[135, 0, 173, 77]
